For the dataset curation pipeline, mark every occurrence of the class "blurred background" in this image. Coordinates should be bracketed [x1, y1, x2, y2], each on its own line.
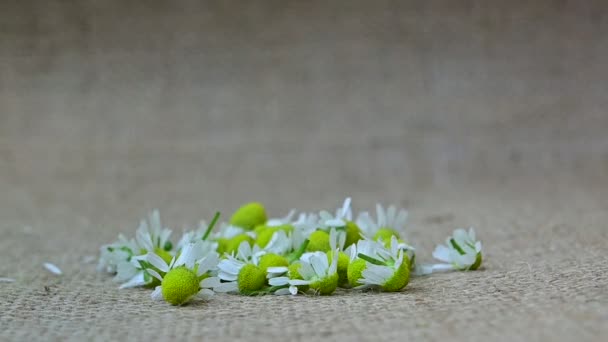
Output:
[1, 0, 607, 230]
[2, 2, 608, 341]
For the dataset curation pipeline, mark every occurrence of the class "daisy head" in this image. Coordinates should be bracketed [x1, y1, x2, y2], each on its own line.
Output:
[347, 236, 410, 292]
[201, 241, 269, 295]
[146, 240, 219, 305]
[97, 210, 175, 289]
[432, 228, 482, 271]
[269, 250, 339, 296]
[356, 203, 408, 243]
[318, 197, 352, 229]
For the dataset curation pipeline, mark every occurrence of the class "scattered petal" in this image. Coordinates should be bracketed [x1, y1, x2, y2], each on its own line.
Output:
[43, 263, 62, 275]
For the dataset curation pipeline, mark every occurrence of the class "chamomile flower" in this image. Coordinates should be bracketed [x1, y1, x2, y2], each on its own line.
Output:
[213, 222, 256, 255]
[356, 203, 408, 242]
[262, 229, 293, 255]
[417, 228, 482, 275]
[347, 236, 410, 292]
[269, 250, 339, 295]
[176, 213, 222, 252]
[147, 240, 219, 305]
[97, 210, 175, 288]
[318, 198, 352, 229]
[175, 221, 207, 251]
[97, 234, 138, 273]
[201, 242, 267, 294]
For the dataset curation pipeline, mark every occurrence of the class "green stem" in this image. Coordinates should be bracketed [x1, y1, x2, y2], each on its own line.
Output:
[358, 253, 386, 266]
[288, 239, 310, 264]
[202, 211, 221, 241]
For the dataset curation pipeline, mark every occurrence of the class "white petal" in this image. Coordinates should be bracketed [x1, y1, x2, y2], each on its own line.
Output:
[269, 277, 290, 286]
[266, 266, 288, 274]
[173, 243, 195, 268]
[475, 241, 482, 252]
[146, 253, 170, 273]
[413, 264, 434, 276]
[395, 210, 408, 228]
[386, 206, 396, 226]
[197, 253, 219, 276]
[468, 227, 476, 241]
[310, 255, 328, 277]
[43, 263, 62, 275]
[200, 276, 222, 288]
[326, 218, 346, 228]
[0, 278, 15, 283]
[289, 285, 298, 295]
[218, 259, 242, 276]
[197, 288, 215, 300]
[432, 263, 456, 272]
[340, 198, 352, 219]
[151, 286, 164, 301]
[214, 282, 239, 293]
[453, 229, 469, 244]
[114, 261, 138, 282]
[289, 279, 311, 286]
[136, 222, 154, 252]
[376, 204, 386, 227]
[274, 288, 292, 295]
[147, 269, 163, 281]
[298, 261, 315, 279]
[432, 245, 452, 263]
[119, 272, 147, 289]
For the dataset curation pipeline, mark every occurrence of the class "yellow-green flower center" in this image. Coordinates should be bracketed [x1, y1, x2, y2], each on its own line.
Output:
[310, 273, 339, 295]
[226, 234, 254, 254]
[327, 251, 350, 287]
[237, 264, 266, 293]
[230, 202, 267, 230]
[347, 258, 368, 288]
[161, 267, 200, 305]
[381, 262, 410, 292]
[306, 230, 330, 252]
[255, 227, 279, 248]
[374, 228, 400, 244]
[258, 253, 289, 272]
[344, 221, 362, 247]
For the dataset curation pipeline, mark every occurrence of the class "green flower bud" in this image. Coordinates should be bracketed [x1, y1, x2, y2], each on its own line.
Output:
[347, 258, 367, 288]
[306, 230, 330, 252]
[258, 253, 289, 272]
[237, 264, 266, 293]
[161, 267, 200, 305]
[230, 202, 267, 230]
[310, 273, 339, 295]
[327, 251, 350, 287]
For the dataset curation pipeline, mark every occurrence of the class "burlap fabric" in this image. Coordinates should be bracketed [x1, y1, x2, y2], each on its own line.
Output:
[1, 1, 607, 341]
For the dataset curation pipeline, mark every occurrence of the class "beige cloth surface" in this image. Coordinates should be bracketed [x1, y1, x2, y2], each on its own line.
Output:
[1, 1, 607, 341]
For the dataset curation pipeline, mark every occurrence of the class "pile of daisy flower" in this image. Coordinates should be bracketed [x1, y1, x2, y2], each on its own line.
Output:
[97, 198, 483, 305]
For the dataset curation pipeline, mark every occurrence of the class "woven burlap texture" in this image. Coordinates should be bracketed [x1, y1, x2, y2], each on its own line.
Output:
[1, 1, 607, 341]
